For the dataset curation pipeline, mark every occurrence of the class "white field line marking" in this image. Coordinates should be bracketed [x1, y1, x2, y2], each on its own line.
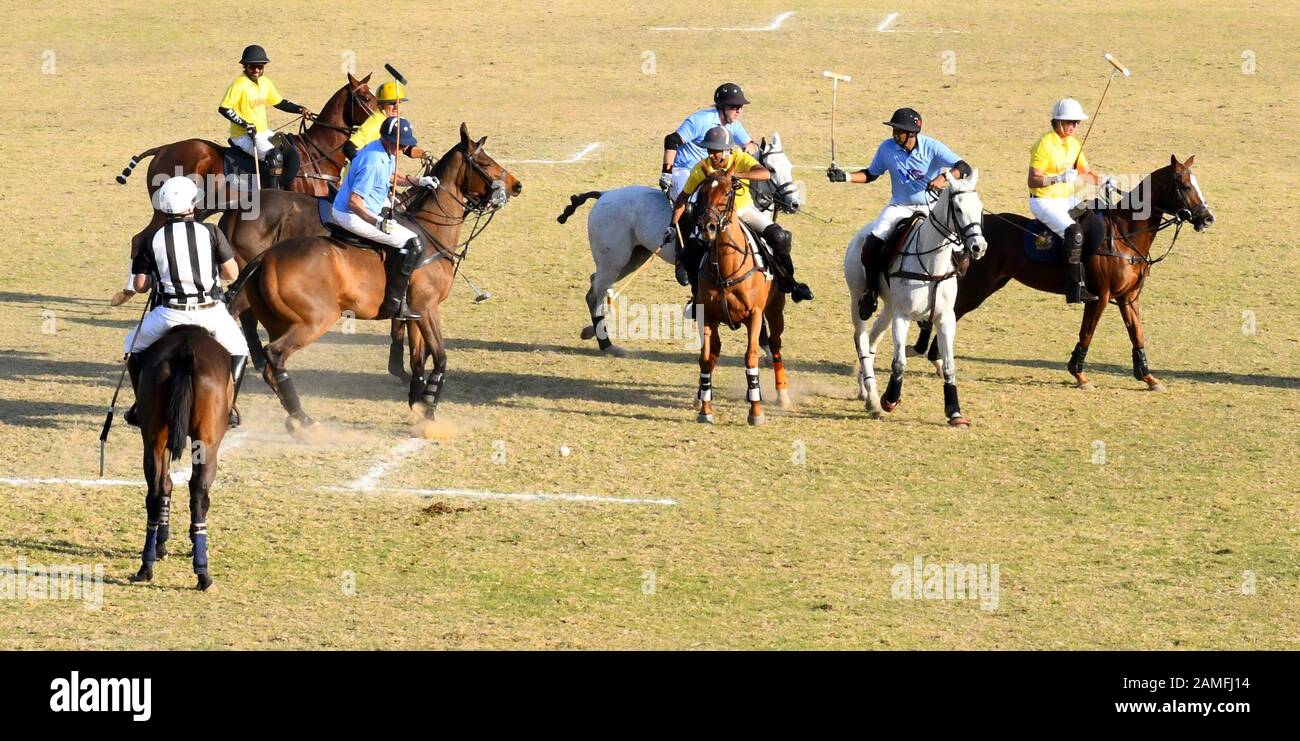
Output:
[502, 142, 600, 165]
[651, 10, 794, 32]
[324, 485, 676, 507]
[877, 12, 899, 32]
[345, 438, 429, 492]
[874, 12, 963, 34]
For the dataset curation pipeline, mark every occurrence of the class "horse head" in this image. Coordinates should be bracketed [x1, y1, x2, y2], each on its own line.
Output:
[341, 73, 378, 129]
[420, 123, 523, 213]
[758, 133, 801, 213]
[697, 159, 739, 243]
[1166, 155, 1214, 232]
[943, 170, 987, 259]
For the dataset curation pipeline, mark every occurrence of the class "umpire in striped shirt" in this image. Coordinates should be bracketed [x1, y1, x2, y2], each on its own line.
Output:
[123, 176, 251, 428]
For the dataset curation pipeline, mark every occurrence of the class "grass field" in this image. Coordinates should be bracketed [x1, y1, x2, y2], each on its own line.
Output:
[1, 1, 1297, 648]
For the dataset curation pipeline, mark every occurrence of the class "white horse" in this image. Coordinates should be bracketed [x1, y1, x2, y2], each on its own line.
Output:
[844, 173, 988, 426]
[557, 134, 803, 357]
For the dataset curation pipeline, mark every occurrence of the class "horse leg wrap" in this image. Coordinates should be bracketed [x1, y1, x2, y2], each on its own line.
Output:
[142, 523, 159, 566]
[273, 371, 304, 416]
[190, 523, 208, 576]
[943, 382, 962, 419]
[157, 496, 171, 555]
[388, 341, 405, 376]
[772, 354, 788, 390]
[1132, 347, 1150, 381]
[746, 367, 761, 402]
[1068, 344, 1088, 376]
[423, 370, 444, 406]
[697, 373, 712, 402]
[883, 373, 904, 406]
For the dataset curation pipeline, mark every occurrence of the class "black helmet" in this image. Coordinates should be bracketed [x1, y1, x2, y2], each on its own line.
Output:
[883, 107, 923, 133]
[240, 45, 270, 65]
[701, 126, 734, 153]
[713, 82, 750, 108]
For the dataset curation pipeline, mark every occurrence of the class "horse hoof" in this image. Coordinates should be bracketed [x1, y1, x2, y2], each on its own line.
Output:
[109, 290, 135, 307]
[881, 399, 899, 413]
[696, 413, 714, 424]
[868, 409, 884, 420]
[748, 413, 766, 426]
[777, 390, 793, 409]
[156, 544, 168, 560]
[1075, 381, 1095, 391]
[129, 566, 153, 583]
[196, 574, 214, 591]
[948, 416, 971, 428]
[580, 325, 596, 340]
[1145, 377, 1166, 392]
[602, 344, 628, 358]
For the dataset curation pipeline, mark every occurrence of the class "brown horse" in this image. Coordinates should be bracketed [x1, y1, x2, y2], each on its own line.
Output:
[228, 124, 521, 431]
[216, 180, 415, 382]
[692, 163, 790, 425]
[111, 73, 378, 304]
[913, 155, 1214, 390]
[128, 326, 233, 591]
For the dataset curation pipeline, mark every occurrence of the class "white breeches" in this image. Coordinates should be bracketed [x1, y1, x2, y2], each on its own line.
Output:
[1029, 196, 1079, 237]
[329, 208, 417, 248]
[868, 203, 930, 240]
[124, 305, 250, 358]
[232, 132, 276, 159]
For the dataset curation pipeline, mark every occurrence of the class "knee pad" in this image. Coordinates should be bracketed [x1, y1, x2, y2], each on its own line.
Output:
[762, 224, 791, 255]
[263, 147, 285, 172]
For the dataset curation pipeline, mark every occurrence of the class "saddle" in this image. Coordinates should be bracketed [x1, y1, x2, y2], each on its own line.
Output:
[1023, 207, 1106, 264]
[223, 133, 299, 187]
[222, 143, 259, 179]
[881, 212, 926, 266]
[314, 198, 427, 258]
[693, 221, 770, 279]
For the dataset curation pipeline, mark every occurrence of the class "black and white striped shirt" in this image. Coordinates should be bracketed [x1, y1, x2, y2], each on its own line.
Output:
[132, 218, 236, 304]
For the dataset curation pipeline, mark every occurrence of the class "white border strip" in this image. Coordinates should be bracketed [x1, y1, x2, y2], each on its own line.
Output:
[651, 10, 794, 32]
[325, 485, 676, 507]
[502, 142, 601, 165]
[877, 12, 899, 32]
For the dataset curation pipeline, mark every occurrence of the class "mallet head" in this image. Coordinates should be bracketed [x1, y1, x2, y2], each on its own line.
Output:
[1104, 53, 1131, 77]
[823, 70, 852, 82]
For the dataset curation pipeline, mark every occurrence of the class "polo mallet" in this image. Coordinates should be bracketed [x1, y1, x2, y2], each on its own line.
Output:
[461, 272, 492, 303]
[384, 64, 408, 86]
[603, 224, 681, 311]
[99, 290, 153, 477]
[1075, 53, 1130, 168]
[823, 71, 852, 168]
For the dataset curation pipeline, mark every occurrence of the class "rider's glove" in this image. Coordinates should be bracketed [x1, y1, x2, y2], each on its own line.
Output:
[658, 171, 673, 192]
[417, 176, 440, 189]
[377, 218, 394, 235]
[826, 166, 848, 183]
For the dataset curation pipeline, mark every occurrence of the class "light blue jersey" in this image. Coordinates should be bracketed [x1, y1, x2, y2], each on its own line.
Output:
[673, 107, 752, 171]
[333, 139, 395, 215]
[867, 135, 962, 206]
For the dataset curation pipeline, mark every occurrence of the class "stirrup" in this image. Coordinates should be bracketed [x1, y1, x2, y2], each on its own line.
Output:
[394, 298, 422, 320]
[858, 292, 877, 320]
[124, 405, 140, 428]
[228, 406, 240, 429]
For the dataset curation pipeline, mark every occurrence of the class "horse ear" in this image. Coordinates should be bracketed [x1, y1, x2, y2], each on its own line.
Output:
[772, 132, 782, 148]
[361, 72, 372, 84]
[1185, 154, 1195, 167]
[347, 72, 358, 86]
[760, 136, 767, 150]
[1170, 154, 1180, 169]
[460, 123, 471, 147]
[476, 136, 487, 149]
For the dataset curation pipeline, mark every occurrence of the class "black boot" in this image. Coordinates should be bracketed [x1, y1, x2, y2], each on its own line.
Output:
[762, 224, 813, 302]
[684, 236, 704, 302]
[123, 353, 142, 427]
[228, 355, 247, 429]
[381, 238, 423, 320]
[1062, 225, 1098, 304]
[859, 234, 885, 320]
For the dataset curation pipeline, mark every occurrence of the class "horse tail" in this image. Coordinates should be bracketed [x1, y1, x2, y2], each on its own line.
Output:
[116, 145, 165, 185]
[556, 191, 603, 224]
[165, 343, 196, 461]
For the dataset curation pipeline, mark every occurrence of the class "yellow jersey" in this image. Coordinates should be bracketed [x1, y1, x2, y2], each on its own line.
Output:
[340, 111, 389, 181]
[683, 148, 763, 211]
[219, 74, 283, 137]
[1029, 130, 1088, 199]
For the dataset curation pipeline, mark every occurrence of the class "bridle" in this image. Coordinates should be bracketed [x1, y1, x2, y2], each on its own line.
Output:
[696, 173, 760, 329]
[756, 144, 799, 215]
[288, 82, 378, 186]
[395, 144, 515, 274]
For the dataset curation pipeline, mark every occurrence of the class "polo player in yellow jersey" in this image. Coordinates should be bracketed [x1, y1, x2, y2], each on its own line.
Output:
[343, 80, 430, 164]
[668, 126, 813, 303]
[1027, 97, 1116, 304]
[217, 44, 312, 189]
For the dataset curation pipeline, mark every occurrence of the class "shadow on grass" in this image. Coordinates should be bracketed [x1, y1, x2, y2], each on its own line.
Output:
[965, 355, 1300, 391]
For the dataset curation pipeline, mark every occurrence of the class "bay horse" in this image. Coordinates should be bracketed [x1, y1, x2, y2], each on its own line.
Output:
[557, 133, 802, 358]
[845, 173, 988, 426]
[692, 161, 790, 425]
[128, 326, 233, 591]
[228, 124, 521, 432]
[111, 73, 379, 305]
[912, 156, 1214, 391]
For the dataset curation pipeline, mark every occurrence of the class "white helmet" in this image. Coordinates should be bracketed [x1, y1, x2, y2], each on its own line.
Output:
[1051, 98, 1089, 122]
[155, 176, 199, 215]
